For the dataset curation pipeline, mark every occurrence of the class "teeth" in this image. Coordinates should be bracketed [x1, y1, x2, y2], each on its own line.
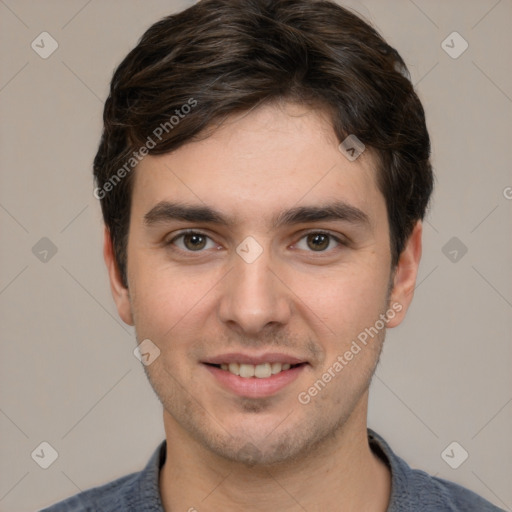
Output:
[271, 362, 282, 374]
[218, 362, 296, 378]
[239, 364, 255, 378]
[228, 362, 240, 376]
[254, 363, 272, 378]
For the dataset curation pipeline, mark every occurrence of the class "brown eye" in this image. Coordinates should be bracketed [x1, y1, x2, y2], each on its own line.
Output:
[182, 233, 207, 251]
[294, 231, 343, 254]
[169, 231, 215, 252]
[306, 233, 331, 251]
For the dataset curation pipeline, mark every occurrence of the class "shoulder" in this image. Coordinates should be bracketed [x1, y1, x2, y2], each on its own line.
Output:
[40, 441, 166, 512]
[403, 467, 505, 511]
[40, 472, 140, 512]
[367, 430, 505, 512]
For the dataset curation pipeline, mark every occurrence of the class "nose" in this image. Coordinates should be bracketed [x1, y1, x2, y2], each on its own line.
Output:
[218, 248, 292, 336]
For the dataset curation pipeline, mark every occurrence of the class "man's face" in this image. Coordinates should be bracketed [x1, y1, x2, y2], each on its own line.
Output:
[114, 102, 408, 465]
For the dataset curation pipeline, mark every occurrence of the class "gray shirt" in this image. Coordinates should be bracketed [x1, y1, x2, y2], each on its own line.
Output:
[41, 429, 504, 511]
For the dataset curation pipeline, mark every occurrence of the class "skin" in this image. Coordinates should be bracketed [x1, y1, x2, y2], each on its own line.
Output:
[104, 102, 422, 511]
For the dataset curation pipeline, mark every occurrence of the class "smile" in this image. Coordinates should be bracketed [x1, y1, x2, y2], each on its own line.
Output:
[213, 362, 297, 378]
[203, 355, 309, 398]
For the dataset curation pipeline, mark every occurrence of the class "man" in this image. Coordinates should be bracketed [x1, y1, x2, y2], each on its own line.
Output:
[43, 0, 503, 510]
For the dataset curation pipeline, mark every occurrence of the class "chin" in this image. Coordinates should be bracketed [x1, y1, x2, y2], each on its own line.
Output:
[210, 434, 310, 467]
[191, 408, 346, 468]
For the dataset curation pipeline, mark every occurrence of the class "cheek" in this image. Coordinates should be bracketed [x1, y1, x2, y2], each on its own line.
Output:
[129, 259, 219, 342]
[292, 264, 390, 341]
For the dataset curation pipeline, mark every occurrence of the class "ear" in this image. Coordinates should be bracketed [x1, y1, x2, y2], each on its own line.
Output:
[386, 221, 423, 328]
[103, 226, 134, 326]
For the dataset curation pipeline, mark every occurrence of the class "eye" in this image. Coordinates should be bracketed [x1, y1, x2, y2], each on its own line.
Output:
[168, 230, 217, 252]
[294, 231, 343, 252]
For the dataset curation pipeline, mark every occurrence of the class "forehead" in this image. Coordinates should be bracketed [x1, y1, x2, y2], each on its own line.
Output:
[131, 102, 385, 228]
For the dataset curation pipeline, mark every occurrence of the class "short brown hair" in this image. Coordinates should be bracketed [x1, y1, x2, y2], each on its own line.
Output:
[93, 0, 433, 287]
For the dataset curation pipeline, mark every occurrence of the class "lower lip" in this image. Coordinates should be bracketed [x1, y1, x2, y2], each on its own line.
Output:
[204, 364, 306, 398]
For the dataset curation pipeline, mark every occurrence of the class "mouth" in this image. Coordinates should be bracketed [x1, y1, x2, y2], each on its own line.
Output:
[202, 353, 309, 398]
[204, 361, 304, 378]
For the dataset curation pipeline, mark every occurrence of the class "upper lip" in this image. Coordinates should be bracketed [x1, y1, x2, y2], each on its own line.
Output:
[203, 352, 307, 365]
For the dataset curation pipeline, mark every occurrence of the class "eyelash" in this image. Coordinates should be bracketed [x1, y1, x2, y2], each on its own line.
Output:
[165, 229, 346, 255]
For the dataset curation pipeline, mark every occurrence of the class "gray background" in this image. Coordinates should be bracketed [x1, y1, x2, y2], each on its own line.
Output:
[0, 0, 511, 510]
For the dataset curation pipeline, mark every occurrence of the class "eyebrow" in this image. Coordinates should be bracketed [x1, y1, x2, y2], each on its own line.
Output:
[143, 200, 371, 230]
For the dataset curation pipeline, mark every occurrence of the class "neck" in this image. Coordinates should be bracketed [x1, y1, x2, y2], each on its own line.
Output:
[159, 394, 391, 511]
